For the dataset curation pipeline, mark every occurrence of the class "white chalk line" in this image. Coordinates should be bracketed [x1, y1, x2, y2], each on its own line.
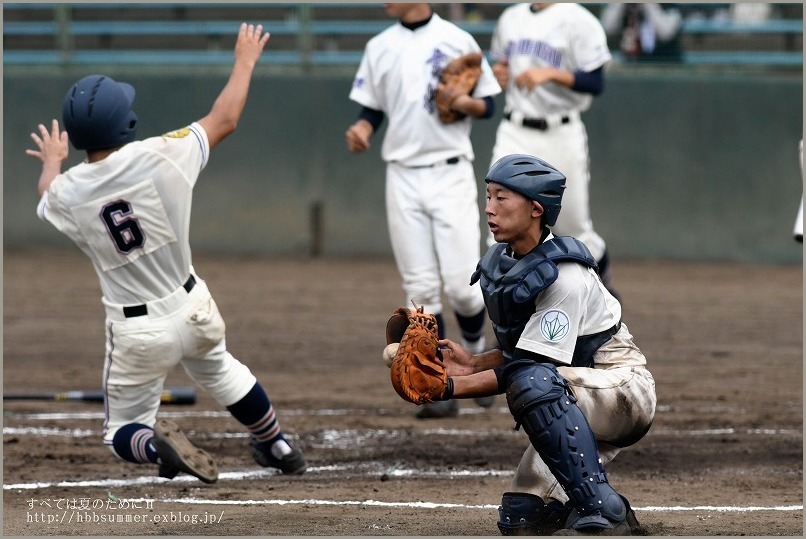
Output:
[7, 403, 794, 421]
[4, 471, 802, 514]
[4, 460, 804, 517]
[4, 477, 802, 514]
[3, 408, 504, 421]
[3, 439, 802, 515]
[120, 498, 806, 513]
[5, 409, 802, 515]
[3, 424, 800, 439]
[3, 463, 514, 491]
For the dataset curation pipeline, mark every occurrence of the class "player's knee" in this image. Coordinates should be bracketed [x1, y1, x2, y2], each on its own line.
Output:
[443, 281, 485, 316]
[446, 293, 485, 319]
[497, 492, 570, 536]
[504, 362, 568, 422]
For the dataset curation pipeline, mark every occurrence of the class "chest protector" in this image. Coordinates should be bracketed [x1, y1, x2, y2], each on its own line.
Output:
[470, 236, 597, 358]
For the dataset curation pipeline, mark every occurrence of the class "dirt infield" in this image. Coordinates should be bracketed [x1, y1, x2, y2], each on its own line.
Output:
[3, 249, 803, 536]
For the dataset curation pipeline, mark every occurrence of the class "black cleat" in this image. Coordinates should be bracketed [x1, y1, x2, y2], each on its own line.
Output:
[153, 419, 218, 484]
[251, 440, 307, 475]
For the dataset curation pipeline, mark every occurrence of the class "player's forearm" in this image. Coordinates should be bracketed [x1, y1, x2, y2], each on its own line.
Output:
[204, 60, 257, 141]
[548, 67, 576, 89]
[448, 369, 501, 399]
[450, 95, 489, 118]
[36, 162, 61, 197]
[472, 348, 506, 372]
[199, 23, 269, 148]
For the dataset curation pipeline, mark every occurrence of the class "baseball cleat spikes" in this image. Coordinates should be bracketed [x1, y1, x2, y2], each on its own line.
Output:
[153, 418, 218, 484]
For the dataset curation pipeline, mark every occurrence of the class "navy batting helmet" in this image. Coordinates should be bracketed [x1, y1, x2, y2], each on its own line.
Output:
[62, 74, 138, 151]
[485, 154, 566, 226]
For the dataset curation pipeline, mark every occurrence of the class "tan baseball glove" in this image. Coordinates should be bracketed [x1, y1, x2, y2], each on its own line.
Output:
[386, 305, 449, 404]
[435, 52, 483, 124]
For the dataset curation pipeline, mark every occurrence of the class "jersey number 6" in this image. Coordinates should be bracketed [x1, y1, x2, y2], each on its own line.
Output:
[101, 200, 145, 254]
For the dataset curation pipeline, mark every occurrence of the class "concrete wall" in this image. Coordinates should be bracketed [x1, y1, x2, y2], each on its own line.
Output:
[4, 69, 802, 264]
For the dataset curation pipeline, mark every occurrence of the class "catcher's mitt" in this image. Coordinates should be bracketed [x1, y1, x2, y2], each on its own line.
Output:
[435, 52, 483, 124]
[386, 305, 448, 404]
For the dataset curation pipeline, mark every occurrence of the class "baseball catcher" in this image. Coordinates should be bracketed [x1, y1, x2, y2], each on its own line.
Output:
[435, 52, 483, 123]
[385, 305, 453, 404]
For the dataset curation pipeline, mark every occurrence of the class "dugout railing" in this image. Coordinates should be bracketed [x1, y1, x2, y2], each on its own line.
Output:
[3, 2, 803, 69]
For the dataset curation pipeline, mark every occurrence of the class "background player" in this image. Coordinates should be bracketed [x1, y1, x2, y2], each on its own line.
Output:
[600, 3, 684, 63]
[345, 3, 501, 418]
[438, 154, 656, 535]
[488, 3, 621, 297]
[26, 23, 306, 483]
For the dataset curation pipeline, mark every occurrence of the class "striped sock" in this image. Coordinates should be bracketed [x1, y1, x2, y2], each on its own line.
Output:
[227, 383, 290, 456]
[110, 423, 158, 464]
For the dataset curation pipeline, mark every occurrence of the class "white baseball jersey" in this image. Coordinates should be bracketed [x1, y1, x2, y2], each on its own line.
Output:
[349, 12, 501, 166]
[37, 123, 208, 305]
[37, 122, 257, 444]
[508, 233, 654, 502]
[348, 13, 500, 319]
[488, 3, 611, 262]
[491, 3, 611, 117]
[518, 235, 626, 366]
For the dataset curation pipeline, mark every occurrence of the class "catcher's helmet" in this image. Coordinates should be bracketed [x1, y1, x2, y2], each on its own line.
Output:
[62, 74, 138, 151]
[485, 154, 566, 226]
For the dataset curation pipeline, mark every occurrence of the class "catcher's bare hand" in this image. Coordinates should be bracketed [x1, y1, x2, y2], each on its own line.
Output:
[437, 339, 476, 376]
[345, 119, 373, 153]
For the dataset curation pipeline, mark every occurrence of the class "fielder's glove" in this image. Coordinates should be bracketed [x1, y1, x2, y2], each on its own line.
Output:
[435, 52, 483, 124]
[386, 305, 453, 404]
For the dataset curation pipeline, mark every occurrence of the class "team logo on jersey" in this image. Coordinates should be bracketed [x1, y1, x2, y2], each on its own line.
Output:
[505, 39, 562, 68]
[424, 48, 450, 114]
[539, 309, 570, 342]
[163, 127, 191, 139]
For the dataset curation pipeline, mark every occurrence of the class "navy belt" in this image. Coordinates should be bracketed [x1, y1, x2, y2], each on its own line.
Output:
[570, 321, 621, 368]
[409, 156, 461, 169]
[123, 275, 196, 318]
[504, 112, 570, 131]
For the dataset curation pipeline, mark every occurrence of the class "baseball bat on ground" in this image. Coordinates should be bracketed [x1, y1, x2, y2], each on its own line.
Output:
[3, 386, 197, 405]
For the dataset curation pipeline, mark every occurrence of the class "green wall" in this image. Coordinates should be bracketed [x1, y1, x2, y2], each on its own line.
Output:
[4, 69, 803, 264]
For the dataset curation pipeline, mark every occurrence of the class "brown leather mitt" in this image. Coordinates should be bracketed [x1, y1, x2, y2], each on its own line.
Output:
[435, 52, 483, 124]
[386, 306, 448, 404]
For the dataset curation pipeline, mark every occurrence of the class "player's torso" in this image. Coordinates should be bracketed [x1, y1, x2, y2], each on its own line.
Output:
[518, 260, 622, 366]
[493, 3, 605, 116]
[360, 16, 482, 164]
[368, 19, 473, 118]
[46, 129, 204, 303]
